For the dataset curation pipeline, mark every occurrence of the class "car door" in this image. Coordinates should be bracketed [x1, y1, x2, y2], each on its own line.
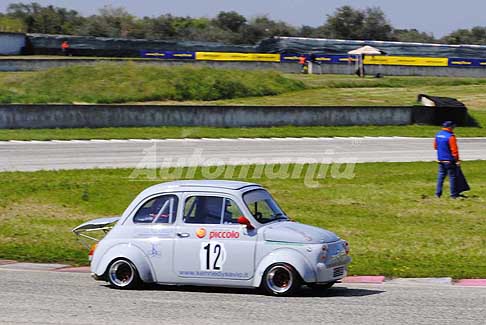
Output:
[173, 192, 257, 282]
[127, 194, 179, 283]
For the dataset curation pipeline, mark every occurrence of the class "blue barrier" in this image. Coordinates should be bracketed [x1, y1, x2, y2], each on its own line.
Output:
[448, 57, 486, 67]
[280, 54, 352, 64]
[280, 53, 308, 62]
[138, 50, 486, 68]
[284, 54, 486, 68]
[140, 50, 195, 59]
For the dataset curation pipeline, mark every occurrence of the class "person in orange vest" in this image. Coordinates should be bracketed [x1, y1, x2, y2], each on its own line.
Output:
[434, 121, 461, 198]
[299, 54, 307, 73]
[61, 40, 70, 56]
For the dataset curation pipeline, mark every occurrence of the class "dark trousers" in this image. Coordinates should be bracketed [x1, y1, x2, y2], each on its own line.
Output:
[436, 162, 458, 197]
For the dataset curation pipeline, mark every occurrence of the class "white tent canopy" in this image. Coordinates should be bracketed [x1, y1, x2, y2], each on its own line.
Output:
[348, 45, 383, 55]
[347, 45, 384, 77]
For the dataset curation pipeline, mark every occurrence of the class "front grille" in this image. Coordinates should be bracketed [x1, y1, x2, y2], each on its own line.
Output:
[333, 266, 345, 278]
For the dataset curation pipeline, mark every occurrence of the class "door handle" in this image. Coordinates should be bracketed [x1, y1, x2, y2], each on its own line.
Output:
[177, 232, 190, 238]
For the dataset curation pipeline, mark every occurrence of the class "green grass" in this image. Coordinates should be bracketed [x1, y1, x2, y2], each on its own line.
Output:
[0, 162, 485, 278]
[0, 123, 484, 141]
[1, 69, 486, 139]
[219, 74, 486, 108]
[0, 69, 486, 140]
[0, 64, 305, 104]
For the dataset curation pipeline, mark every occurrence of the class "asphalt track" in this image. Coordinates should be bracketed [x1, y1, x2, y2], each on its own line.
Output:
[1, 137, 486, 172]
[0, 269, 484, 325]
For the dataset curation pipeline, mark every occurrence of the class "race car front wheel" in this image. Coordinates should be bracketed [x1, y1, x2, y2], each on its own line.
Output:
[107, 259, 141, 290]
[262, 263, 301, 296]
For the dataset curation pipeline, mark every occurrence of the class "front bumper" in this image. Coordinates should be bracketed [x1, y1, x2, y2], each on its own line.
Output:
[315, 257, 352, 283]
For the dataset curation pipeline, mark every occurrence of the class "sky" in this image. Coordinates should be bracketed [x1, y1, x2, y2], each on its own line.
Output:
[0, 0, 483, 37]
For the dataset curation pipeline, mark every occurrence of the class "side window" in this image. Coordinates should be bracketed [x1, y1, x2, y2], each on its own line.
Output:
[183, 196, 244, 225]
[133, 195, 178, 224]
[184, 196, 223, 224]
[223, 198, 244, 224]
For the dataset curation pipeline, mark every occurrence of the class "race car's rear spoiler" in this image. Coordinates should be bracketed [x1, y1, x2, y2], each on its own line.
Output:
[72, 216, 120, 243]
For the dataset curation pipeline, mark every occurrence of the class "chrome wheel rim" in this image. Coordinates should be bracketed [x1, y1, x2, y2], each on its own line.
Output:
[109, 260, 134, 287]
[266, 265, 293, 293]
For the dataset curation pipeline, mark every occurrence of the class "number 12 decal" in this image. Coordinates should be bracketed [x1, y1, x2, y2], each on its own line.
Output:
[200, 241, 226, 271]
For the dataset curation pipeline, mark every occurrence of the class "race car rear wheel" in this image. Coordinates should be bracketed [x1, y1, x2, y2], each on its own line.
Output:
[262, 263, 301, 296]
[107, 259, 141, 290]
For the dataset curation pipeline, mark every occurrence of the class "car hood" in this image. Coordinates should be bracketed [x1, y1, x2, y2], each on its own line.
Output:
[262, 221, 339, 244]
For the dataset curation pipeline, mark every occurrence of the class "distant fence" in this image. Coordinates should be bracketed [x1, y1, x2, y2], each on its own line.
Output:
[141, 50, 281, 62]
[141, 50, 486, 69]
[0, 104, 427, 129]
[3, 32, 486, 69]
[4, 30, 486, 71]
[140, 50, 195, 60]
[4, 33, 486, 76]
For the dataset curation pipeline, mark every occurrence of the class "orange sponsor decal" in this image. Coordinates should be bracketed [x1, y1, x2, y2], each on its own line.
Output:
[196, 228, 206, 239]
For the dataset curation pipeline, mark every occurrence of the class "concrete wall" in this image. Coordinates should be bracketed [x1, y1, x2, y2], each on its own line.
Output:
[3, 57, 486, 77]
[0, 104, 416, 129]
[0, 58, 296, 72]
[312, 63, 486, 77]
[0, 32, 26, 55]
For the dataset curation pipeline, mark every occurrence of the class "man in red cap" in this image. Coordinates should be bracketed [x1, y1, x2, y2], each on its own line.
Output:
[434, 121, 460, 198]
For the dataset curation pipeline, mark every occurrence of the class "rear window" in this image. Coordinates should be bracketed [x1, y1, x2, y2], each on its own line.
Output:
[133, 195, 178, 224]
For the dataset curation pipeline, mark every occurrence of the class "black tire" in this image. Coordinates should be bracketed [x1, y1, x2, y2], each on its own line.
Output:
[308, 281, 336, 290]
[261, 263, 301, 296]
[106, 258, 142, 290]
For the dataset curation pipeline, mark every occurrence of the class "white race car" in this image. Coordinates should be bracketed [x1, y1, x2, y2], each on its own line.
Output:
[73, 180, 351, 296]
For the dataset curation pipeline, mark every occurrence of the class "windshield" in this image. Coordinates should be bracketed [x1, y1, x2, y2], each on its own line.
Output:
[243, 189, 288, 224]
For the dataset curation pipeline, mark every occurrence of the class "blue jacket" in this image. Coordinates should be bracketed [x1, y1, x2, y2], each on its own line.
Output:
[434, 129, 459, 162]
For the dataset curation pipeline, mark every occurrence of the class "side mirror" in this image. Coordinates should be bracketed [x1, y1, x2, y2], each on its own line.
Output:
[237, 216, 254, 230]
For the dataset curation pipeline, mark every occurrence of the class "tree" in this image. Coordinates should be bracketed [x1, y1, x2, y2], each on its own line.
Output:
[442, 26, 486, 45]
[0, 3, 452, 45]
[0, 14, 25, 32]
[298, 25, 317, 38]
[470, 26, 486, 44]
[215, 11, 246, 33]
[238, 15, 297, 43]
[323, 5, 365, 39]
[7, 2, 84, 34]
[361, 7, 393, 40]
[322, 6, 393, 40]
[392, 29, 436, 43]
[137, 15, 177, 39]
[78, 6, 136, 38]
